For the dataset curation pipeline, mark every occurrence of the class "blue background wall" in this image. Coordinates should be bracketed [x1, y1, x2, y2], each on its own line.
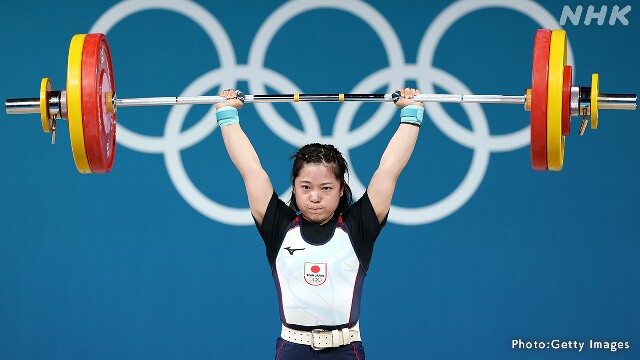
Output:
[1, 0, 638, 359]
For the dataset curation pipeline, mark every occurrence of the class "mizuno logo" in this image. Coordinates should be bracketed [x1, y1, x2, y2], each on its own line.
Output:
[284, 246, 305, 255]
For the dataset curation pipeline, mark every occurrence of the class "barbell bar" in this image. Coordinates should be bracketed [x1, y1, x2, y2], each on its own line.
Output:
[4, 30, 637, 174]
[8, 91, 635, 111]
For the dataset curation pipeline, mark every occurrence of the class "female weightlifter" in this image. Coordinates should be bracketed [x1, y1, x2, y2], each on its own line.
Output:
[215, 87, 423, 359]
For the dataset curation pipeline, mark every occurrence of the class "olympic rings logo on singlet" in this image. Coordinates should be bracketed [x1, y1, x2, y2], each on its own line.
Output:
[304, 262, 328, 286]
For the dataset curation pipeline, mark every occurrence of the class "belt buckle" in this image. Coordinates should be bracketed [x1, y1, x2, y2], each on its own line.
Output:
[310, 329, 329, 350]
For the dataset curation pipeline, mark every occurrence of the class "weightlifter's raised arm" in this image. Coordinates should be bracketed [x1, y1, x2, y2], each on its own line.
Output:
[367, 88, 424, 224]
[215, 89, 273, 225]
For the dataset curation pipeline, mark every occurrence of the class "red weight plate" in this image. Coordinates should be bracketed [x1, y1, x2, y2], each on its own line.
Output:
[562, 65, 571, 136]
[81, 33, 117, 173]
[530, 29, 551, 171]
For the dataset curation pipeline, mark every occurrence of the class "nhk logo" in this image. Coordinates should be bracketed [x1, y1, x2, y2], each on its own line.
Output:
[560, 5, 631, 26]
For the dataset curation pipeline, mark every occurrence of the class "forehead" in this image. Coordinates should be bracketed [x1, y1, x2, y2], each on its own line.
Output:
[295, 163, 339, 183]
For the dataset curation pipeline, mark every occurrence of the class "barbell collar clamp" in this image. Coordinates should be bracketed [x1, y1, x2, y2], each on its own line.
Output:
[570, 86, 580, 116]
[106, 91, 115, 115]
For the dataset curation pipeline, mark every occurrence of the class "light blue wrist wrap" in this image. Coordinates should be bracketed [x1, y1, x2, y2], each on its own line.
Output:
[216, 106, 239, 127]
[400, 105, 424, 126]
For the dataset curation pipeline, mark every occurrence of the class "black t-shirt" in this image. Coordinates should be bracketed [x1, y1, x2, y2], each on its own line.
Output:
[256, 191, 387, 272]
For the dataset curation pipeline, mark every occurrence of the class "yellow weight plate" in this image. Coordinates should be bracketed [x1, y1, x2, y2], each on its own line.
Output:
[67, 34, 92, 174]
[546, 30, 567, 171]
[40, 78, 52, 133]
[591, 73, 599, 129]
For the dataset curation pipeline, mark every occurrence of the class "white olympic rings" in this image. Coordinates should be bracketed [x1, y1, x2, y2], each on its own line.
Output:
[90, 0, 572, 226]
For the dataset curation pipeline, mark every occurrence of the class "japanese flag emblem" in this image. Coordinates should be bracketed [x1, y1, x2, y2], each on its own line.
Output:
[304, 262, 327, 286]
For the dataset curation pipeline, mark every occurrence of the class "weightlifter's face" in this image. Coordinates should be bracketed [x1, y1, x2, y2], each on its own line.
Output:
[293, 163, 343, 225]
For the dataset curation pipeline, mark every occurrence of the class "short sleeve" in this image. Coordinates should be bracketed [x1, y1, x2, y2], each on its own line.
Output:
[342, 191, 387, 272]
[255, 191, 296, 268]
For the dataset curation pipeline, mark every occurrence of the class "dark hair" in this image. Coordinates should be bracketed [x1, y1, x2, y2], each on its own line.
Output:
[288, 143, 353, 214]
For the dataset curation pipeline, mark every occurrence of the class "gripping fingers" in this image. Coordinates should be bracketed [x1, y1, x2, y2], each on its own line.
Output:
[396, 88, 423, 107]
[401, 87, 417, 98]
[219, 89, 238, 99]
[216, 89, 244, 109]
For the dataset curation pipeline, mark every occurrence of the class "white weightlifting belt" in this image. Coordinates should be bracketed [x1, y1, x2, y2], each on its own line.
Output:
[280, 322, 361, 350]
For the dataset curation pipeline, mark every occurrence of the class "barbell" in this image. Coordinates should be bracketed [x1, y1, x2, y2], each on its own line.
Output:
[5, 30, 637, 174]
